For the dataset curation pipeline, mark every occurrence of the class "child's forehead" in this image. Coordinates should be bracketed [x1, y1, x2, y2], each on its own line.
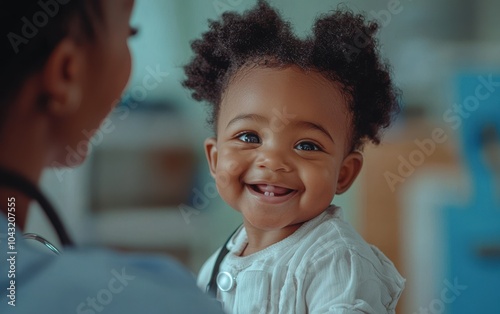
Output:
[218, 65, 353, 134]
[221, 65, 351, 116]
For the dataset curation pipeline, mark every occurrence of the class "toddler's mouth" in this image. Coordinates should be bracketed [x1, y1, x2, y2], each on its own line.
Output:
[249, 184, 295, 197]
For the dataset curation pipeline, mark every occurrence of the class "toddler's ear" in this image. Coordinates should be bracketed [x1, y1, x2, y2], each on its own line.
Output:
[204, 137, 218, 178]
[336, 151, 363, 194]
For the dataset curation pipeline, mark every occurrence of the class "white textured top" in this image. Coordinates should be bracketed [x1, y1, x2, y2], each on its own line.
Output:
[198, 206, 405, 314]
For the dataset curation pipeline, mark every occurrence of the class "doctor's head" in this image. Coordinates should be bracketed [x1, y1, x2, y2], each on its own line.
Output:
[0, 0, 136, 168]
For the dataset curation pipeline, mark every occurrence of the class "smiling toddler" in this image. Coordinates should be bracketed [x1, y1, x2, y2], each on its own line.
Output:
[183, 1, 405, 313]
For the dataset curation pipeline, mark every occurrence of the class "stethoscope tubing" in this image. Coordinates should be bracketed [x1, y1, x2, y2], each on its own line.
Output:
[206, 225, 242, 297]
[0, 168, 74, 247]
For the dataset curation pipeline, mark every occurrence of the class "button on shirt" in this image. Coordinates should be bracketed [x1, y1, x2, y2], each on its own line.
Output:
[198, 206, 405, 314]
[0, 214, 223, 314]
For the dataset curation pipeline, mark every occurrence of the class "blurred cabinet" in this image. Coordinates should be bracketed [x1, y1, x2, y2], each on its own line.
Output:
[87, 108, 202, 267]
[358, 117, 460, 313]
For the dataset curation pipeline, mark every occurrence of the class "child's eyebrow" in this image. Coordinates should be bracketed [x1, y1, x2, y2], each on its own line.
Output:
[226, 113, 267, 129]
[292, 121, 334, 143]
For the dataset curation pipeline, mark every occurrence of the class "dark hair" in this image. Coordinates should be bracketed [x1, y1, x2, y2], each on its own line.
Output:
[183, 0, 400, 151]
[0, 0, 102, 125]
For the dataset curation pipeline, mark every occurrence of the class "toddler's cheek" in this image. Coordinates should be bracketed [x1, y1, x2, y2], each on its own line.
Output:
[217, 159, 244, 183]
[215, 171, 232, 191]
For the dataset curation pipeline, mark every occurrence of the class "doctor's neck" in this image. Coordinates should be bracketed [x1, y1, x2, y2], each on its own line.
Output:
[0, 78, 55, 229]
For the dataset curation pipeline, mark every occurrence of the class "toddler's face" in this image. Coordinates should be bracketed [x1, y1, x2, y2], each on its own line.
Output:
[205, 66, 362, 233]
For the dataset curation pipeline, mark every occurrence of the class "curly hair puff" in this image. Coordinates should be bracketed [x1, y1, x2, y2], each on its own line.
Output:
[183, 0, 400, 151]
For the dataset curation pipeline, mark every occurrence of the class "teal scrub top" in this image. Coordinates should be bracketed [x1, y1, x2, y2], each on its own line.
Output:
[0, 215, 223, 314]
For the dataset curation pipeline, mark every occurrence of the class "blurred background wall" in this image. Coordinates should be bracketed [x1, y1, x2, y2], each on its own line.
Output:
[25, 0, 500, 313]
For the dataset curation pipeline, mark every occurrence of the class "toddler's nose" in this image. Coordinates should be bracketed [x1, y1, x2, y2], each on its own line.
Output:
[256, 146, 291, 172]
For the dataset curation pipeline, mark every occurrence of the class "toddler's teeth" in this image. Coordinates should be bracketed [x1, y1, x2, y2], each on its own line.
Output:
[264, 191, 269, 196]
[270, 192, 274, 197]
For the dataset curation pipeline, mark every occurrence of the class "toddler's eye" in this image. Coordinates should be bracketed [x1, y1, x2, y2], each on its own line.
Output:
[238, 132, 260, 144]
[295, 142, 320, 151]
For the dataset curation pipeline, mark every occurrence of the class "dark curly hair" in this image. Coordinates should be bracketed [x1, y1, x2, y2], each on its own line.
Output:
[183, 0, 400, 151]
[0, 0, 102, 128]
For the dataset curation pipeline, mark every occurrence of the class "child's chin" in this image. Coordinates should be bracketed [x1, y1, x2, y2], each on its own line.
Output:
[244, 216, 290, 231]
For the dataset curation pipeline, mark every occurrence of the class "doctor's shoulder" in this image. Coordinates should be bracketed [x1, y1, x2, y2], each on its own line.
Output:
[72, 247, 224, 314]
[16, 246, 224, 314]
